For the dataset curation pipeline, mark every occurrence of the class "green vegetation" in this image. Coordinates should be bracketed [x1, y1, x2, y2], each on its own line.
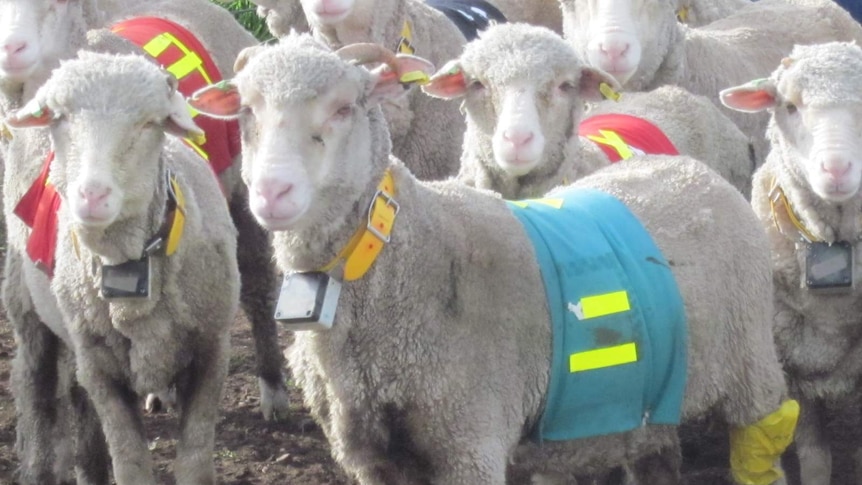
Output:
[214, 0, 274, 42]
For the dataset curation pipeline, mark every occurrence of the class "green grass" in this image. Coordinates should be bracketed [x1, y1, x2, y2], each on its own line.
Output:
[213, 0, 274, 42]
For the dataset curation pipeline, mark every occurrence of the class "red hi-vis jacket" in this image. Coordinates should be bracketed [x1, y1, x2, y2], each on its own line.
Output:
[111, 16, 240, 175]
[577, 113, 679, 162]
[15, 16, 237, 276]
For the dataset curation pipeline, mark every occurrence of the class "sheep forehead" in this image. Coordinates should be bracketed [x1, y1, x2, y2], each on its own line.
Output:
[43, 53, 172, 119]
[776, 43, 862, 107]
[461, 24, 581, 87]
[236, 34, 367, 105]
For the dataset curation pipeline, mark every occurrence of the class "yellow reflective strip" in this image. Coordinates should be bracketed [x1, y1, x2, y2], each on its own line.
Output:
[570, 342, 638, 372]
[580, 290, 630, 319]
[586, 130, 634, 159]
[142, 34, 172, 57]
[167, 50, 203, 80]
[184, 138, 209, 160]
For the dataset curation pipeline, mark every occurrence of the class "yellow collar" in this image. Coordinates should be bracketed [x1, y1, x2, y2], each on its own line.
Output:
[768, 178, 821, 243]
[319, 170, 398, 281]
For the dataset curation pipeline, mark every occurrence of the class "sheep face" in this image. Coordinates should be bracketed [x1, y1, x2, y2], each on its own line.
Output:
[190, 35, 430, 232]
[560, 0, 675, 87]
[423, 23, 617, 178]
[5, 52, 203, 227]
[721, 42, 862, 203]
[0, 0, 79, 83]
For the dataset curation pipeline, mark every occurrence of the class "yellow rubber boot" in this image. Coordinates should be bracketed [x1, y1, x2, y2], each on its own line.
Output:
[729, 399, 800, 485]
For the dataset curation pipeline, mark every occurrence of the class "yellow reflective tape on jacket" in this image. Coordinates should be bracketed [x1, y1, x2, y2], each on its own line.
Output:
[507, 198, 565, 209]
[586, 130, 635, 159]
[142, 32, 212, 84]
[570, 342, 638, 372]
[579, 290, 631, 319]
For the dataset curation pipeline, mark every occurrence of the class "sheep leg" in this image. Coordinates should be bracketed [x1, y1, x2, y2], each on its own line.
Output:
[173, 335, 230, 485]
[70, 381, 110, 485]
[5, 253, 73, 485]
[75, 349, 155, 485]
[793, 395, 831, 485]
[628, 446, 681, 485]
[229, 190, 290, 421]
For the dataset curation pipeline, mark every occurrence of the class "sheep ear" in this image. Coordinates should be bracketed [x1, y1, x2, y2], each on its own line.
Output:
[164, 90, 205, 142]
[422, 60, 467, 100]
[366, 55, 436, 104]
[720, 79, 779, 113]
[234, 45, 265, 74]
[578, 67, 621, 102]
[5, 98, 54, 128]
[188, 81, 243, 120]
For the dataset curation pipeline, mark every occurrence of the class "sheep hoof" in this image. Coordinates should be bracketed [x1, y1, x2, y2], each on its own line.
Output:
[145, 389, 177, 414]
[259, 377, 290, 422]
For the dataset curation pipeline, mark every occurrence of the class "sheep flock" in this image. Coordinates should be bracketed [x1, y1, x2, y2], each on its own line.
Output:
[0, 0, 861, 484]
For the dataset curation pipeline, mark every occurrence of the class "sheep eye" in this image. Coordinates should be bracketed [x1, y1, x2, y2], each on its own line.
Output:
[335, 105, 353, 118]
[468, 79, 485, 92]
[558, 81, 576, 93]
[786, 102, 798, 115]
[311, 135, 324, 144]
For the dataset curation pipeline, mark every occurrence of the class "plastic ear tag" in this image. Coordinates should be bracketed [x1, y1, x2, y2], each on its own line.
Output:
[400, 70, 430, 85]
[804, 241, 854, 291]
[274, 272, 342, 331]
[101, 256, 152, 299]
[676, 6, 689, 22]
[600, 82, 621, 102]
[188, 131, 206, 146]
[0, 123, 12, 140]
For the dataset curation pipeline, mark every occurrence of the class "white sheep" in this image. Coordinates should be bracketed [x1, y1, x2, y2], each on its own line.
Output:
[0, 0, 291, 426]
[286, 0, 469, 180]
[6, 50, 239, 485]
[560, 0, 862, 166]
[422, 23, 754, 199]
[720, 41, 862, 485]
[190, 32, 797, 485]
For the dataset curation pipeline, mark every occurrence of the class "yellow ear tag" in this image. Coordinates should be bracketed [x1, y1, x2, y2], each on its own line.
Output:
[165, 176, 186, 256]
[0, 123, 12, 140]
[599, 82, 622, 102]
[676, 6, 690, 22]
[400, 70, 430, 85]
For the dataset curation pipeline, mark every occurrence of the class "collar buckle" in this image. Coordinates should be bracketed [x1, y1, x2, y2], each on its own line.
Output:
[366, 189, 399, 244]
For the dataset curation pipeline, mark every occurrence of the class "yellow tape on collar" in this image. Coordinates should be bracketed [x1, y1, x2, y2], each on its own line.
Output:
[768, 179, 821, 243]
[319, 170, 398, 281]
[165, 176, 186, 256]
[730, 399, 799, 485]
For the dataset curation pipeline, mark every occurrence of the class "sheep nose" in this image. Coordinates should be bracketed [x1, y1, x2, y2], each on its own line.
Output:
[820, 156, 852, 179]
[256, 179, 294, 207]
[503, 128, 534, 148]
[78, 182, 111, 205]
[599, 40, 630, 62]
[3, 39, 27, 55]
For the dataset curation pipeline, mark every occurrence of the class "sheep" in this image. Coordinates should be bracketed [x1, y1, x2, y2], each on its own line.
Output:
[291, 0, 469, 180]
[189, 32, 797, 485]
[720, 41, 862, 485]
[5, 50, 240, 485]
[559, 0, 862, 166]
[421, 23, 754, 200]
[0, 0, 291, 425]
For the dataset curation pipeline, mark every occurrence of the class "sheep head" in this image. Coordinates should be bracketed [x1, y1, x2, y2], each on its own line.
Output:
[189, 33, 434, 231]
[721, 42, 862, 203]
[559, 0, 677, 89]
[423, 23, 618, 179]
[0, 0, 91, 84]
[5, 51, 202, 227]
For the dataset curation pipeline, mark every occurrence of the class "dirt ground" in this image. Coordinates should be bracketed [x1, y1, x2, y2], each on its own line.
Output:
[0, 255, 850, 485]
